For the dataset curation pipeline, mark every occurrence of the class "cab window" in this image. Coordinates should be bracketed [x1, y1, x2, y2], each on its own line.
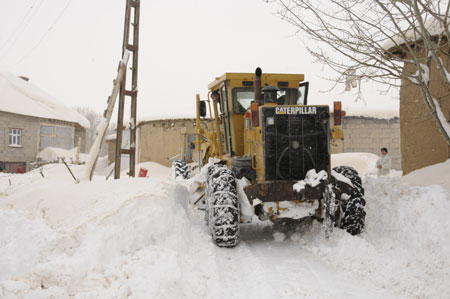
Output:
[232, 87, 300, 113]
[232, 87, 254, 113]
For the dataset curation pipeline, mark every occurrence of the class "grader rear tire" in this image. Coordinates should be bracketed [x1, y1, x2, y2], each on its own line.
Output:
[332, 166, 366, 235]
[206, 164, 240, 247]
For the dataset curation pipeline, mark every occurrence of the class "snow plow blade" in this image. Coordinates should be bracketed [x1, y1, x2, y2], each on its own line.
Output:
[244, 181, 303, 202]
[243, 175, 353, 203]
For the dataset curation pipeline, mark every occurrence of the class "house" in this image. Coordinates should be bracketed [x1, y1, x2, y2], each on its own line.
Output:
[384, 20, 450, 175]
[0, 72, 90, 173]
[107, 113, 401, 171]
[106, 118, 212, 168]
[138, 118, 209, 167]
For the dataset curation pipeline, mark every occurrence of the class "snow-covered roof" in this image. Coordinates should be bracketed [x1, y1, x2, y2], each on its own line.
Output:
[383, 17, 448, 51]
[0, 72, 90, 129]
[137, 107, 399, 124]
[138, 113, 196, 125]
[343, 106, 399, 119]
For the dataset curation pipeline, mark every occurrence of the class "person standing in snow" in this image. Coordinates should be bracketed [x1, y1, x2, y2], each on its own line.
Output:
[376, 147, 391, 176]
[16, 166, 24, 174]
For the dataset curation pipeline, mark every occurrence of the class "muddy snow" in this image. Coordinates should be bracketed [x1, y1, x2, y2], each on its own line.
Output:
[1, 157, 450, 298]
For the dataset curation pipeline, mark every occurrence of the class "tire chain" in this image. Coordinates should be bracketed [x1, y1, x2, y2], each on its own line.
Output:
[205, 164, 240, 247]
[333, 166, 366, 235]
[172, 159, 189, 179]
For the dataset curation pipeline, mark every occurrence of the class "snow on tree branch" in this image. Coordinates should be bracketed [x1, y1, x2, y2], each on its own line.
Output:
[272, 0, 450, 146]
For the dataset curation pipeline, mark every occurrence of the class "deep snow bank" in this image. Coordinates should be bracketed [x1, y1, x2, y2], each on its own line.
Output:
[0, 164, 221, 298]
[292, 175, 450, 298]
[331, 152, 379, 176]
[402, 158, 450, 191]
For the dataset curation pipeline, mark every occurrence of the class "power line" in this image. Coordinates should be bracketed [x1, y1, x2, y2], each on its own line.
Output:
[0, 0, 44, 60]
[0, 0, 40, 52]
[10, 0, 73, 67]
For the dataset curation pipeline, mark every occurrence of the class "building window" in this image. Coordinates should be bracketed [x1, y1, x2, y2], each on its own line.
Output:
[9, 128, 22, 146]
[39, 124, 74, 151]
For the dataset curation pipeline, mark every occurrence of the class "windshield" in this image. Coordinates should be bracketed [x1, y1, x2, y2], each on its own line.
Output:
[232, 87, 301, 113]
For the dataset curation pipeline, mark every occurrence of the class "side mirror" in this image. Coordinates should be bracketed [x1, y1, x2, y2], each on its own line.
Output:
[299, 82, 309, 105]
[199, 101, 207, 117]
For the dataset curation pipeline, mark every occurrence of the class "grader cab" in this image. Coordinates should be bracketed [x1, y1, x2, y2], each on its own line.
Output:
[173, 68, 366, 247]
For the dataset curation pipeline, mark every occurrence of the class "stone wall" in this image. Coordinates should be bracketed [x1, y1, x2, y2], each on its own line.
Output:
[335, 116, 402, 170]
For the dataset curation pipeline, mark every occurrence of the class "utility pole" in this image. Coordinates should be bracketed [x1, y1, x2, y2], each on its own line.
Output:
[114, 0, 140, 179]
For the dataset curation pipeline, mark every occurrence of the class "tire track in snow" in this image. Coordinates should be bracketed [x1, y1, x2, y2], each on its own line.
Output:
[213, 240, 277, 299]
[235, 222, 401, 299]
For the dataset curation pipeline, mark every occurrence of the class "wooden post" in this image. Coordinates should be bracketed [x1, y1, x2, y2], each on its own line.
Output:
[86, 51, 130, 181]
[114, 0, 140, 179]
[76, 136, 81, 164]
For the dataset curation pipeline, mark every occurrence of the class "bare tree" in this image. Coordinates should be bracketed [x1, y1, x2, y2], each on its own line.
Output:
[74, 106, 113, 155]
[272, 0, 450, 146]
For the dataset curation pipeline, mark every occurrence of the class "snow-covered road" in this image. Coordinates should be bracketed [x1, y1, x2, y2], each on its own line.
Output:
[1, 159, 450, 298]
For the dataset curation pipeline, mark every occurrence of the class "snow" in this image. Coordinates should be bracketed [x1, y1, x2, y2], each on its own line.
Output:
[438, 57, 450, 83]
[432, 96, 450, 139]
[331, 152, 379, 176]
[236, 178, 254, 222]
[331, 169, 353, 186]
[37, 147, 85, 163]
[343, 106, 399, 119]
[84, 118, 108, 180]
[304, 169, 328, 187]
[402, 158, 450, 191]
[382, 17, 449, 51]
[0, 72, 90, 129]
[139, 106, 399, 124]
[105, 134, 116, 141]
[1, 155, 450, 298]
[138, 114, 197, 125]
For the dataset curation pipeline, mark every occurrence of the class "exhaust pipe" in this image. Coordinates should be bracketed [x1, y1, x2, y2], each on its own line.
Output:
[254, 67, 262, 105]
[251, 67, 262, 127]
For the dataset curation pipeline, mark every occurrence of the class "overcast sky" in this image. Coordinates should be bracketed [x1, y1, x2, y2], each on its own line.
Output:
[0, 0, 399, 120]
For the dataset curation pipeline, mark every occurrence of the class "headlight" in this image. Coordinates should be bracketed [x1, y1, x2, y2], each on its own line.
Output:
[291, 140, 300, 150]
[266, 117, 275, 126]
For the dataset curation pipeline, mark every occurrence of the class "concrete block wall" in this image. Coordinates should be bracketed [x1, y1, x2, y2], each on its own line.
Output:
[340, 116, 401, 170]
[0, 111, 40, 164]
[1, 111, 87, 172]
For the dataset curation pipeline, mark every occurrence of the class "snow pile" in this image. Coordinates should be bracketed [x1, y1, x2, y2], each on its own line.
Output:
[0, 72, 89, 128]
[2, 155, 450, 298]
[37, 147, 85, 163]
[291, 174, 450, 298]
[35, 147, 109, 176]
[0, 164, 221, 298]
[331, 152, 379, 176]
[402, 158, 450, 191]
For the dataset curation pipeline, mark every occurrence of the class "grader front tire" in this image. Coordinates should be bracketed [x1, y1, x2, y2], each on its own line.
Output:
[206, 164, 240, 247]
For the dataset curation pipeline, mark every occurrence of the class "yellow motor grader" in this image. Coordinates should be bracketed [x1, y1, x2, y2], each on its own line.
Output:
[172, 68, 365, 247]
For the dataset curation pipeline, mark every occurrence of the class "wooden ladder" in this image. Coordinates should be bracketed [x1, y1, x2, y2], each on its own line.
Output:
[114, 0, 140, 179]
